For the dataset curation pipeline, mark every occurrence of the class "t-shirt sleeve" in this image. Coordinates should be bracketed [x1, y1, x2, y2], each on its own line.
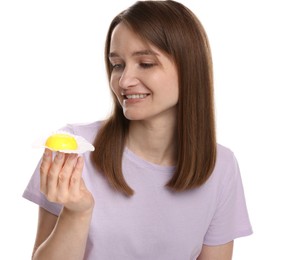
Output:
[203, 153, 253, 245]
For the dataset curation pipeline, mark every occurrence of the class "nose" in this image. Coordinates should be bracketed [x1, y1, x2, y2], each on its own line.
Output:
[118, 66, 139, 89]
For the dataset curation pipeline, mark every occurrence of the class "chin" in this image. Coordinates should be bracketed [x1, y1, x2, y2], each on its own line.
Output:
[124, 114, 144, 121]
[123, 110, 147, 121]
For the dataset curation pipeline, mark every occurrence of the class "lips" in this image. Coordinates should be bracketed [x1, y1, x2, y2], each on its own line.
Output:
[125, 94, 149, 99]
[121, 93, 150, 105]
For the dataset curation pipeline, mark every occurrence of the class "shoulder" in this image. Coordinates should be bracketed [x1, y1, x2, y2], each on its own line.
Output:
[216, 143, 236, 164]
[208, 143, 240, 187]
[203, 144, 253, 244]
[215, 143, 238, 174]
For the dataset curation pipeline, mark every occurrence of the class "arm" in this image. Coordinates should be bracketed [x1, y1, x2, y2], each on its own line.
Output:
[32, 207, 57, 257]
[32, 149, 94, 260]
[197, 241, 234, 260]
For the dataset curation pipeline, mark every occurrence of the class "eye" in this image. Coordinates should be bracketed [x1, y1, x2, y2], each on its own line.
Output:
[111, 63, 124, 71]
[140, 63, 155, 69]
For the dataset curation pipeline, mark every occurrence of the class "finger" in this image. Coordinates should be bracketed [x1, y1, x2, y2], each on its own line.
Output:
[40, 148, 52, 194]
[69, 156, 84, 196]
[57, 153, 78, 195]
[46, 152, 65, 199]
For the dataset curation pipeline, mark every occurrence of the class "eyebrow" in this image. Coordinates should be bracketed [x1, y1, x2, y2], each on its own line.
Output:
[108, 49, 159, 59]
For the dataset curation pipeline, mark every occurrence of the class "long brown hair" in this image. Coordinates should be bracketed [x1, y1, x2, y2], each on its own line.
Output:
[92, 0, 217, 196]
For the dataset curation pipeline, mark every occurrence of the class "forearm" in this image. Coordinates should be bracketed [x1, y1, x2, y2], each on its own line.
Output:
[33, 207, 93, 260]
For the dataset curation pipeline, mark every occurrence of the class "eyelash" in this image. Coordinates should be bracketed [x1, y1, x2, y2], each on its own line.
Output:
[110, 63, 156, 71]
[140, 63, 155, 69]
[111, 64, 123, 70]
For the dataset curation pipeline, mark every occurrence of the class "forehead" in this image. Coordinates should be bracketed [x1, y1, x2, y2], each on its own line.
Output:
[109, 23, 173, 62]
[110, 23, 157, 55]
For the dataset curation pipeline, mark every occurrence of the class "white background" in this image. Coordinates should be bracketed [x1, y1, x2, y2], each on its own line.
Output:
[1, 0, 281, 259]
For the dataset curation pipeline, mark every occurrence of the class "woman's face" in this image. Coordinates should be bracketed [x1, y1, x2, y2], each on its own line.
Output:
[109, 23, 179, 122]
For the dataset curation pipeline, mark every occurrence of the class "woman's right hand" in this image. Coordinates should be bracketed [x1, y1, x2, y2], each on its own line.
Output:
[40, 148, 94, 214]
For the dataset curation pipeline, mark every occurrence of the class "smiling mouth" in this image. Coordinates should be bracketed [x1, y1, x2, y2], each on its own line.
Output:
[124, 94, 149, 99]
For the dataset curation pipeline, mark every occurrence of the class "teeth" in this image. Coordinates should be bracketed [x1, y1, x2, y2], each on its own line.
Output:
[126, 94, 148, 99]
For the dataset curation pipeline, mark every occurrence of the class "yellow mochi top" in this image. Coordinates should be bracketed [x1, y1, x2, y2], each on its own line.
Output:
[45, 133, 78, 151]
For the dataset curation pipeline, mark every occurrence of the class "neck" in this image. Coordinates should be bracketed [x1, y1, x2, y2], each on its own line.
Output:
[126, 118, 177, 166]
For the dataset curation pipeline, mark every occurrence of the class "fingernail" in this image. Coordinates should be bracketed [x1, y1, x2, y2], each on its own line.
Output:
[77, 156, 84, 165]
[56, 152, 63, 159]
[44, 149, 50, 157]
[70, 153, 78, 159]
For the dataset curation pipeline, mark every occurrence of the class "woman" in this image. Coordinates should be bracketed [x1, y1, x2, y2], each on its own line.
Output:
[23, 1, 252, 259]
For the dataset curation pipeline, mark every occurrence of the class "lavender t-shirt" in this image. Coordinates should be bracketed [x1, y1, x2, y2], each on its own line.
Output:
[23, 121, 252, 260]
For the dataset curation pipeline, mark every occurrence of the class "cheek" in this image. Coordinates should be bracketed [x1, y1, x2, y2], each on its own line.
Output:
[175, 85, 179, 101]
[168, 72, 179, 103]
[110, 77, 118, 96]
[110, 78, 124, 106]
[169, 87, 179, 106]
[164, 77, 179, 102]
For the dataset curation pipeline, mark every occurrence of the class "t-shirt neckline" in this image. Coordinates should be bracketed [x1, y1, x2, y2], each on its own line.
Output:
[124, 147, 176, 174]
